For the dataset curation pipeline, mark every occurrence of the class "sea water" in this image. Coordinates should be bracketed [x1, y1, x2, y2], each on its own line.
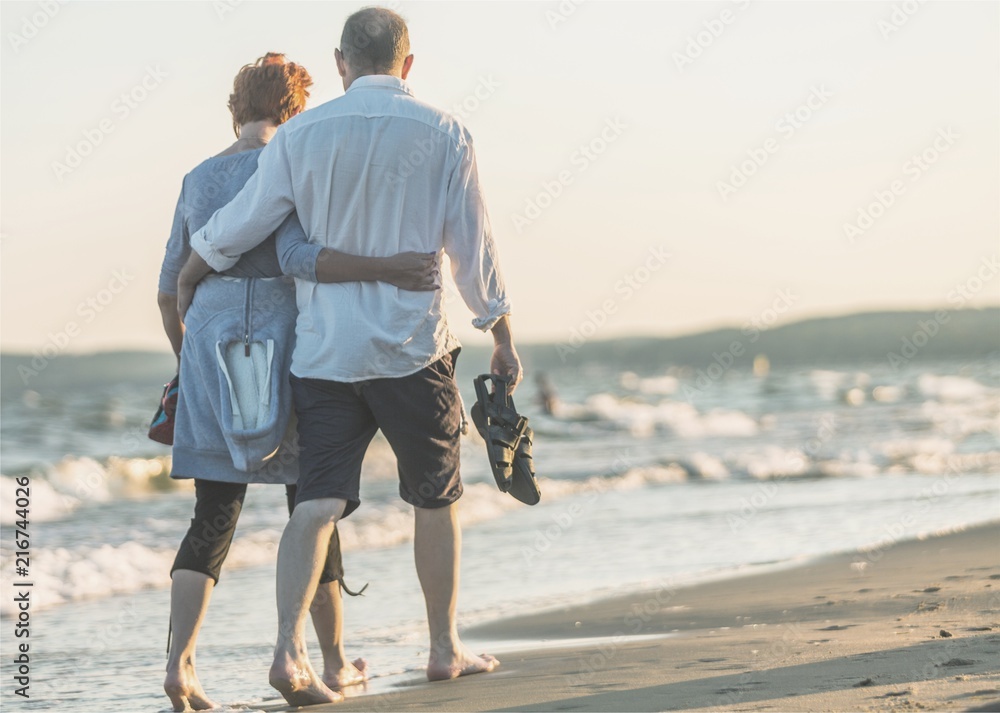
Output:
[0, 353, 998, 711]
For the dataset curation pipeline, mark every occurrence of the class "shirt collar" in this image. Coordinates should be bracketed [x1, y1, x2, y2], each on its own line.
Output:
[346, 74, 414, 96]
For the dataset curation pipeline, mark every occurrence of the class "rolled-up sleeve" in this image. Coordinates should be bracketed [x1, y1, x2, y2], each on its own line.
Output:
[275, 210, 322, 282]
[442, 135, 511, 331]
[190, 129, 296, 272]
[157, 179, 190, 295]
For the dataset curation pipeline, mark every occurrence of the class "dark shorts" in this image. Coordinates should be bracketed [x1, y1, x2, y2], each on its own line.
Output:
[291, 349, 464, 517]
[171, 479, 343, 584]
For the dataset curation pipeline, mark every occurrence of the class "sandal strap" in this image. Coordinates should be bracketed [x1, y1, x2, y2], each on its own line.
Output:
[340, 578, 369, 597]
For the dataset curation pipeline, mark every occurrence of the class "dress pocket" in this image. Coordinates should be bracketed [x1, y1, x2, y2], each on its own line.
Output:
[214, 338, 287, 472]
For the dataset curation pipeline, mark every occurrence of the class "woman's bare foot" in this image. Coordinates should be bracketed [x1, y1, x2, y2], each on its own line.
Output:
[426, 645, 499, 682]
[269, 649, 344, 707]
[164, 662, 217, 712]
[323, 657, 369, 690]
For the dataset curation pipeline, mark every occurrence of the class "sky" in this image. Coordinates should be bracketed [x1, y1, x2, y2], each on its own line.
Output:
[1, 0, 998, 354]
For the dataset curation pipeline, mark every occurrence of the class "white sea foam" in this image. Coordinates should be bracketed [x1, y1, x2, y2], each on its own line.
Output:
[685, 452, 730, 480]
[918, 374, 991, 401]
[0, 455, 179, 525]
[878, 437, 956, 461]
[582, 394, 757, 439]
[0, 475, 79, 524]
[619, 372, 679, 395]
[0, 467, 696, 615]
[729, 445, 809, 479]
[0, 541, 176, 615]
[919, 398, 1000, 438]
[809, 370, 872, 402]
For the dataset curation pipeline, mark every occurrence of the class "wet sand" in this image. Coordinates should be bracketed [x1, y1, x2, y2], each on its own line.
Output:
[267, 521, 1000, 712]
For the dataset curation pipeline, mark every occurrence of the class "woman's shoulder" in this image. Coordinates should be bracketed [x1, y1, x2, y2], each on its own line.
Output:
[185, 148, 263, 184]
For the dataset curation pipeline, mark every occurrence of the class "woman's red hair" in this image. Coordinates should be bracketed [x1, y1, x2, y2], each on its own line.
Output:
[228, 52, 313, 136]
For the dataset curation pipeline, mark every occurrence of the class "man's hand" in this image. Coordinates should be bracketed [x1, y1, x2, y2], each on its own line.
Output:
[489, 315, 522, 393]
[383, 252, 439, 291]
[491, 342, 522, 393]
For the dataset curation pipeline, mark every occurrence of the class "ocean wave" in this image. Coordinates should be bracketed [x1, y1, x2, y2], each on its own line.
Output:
[0, 475, 80, 524]
[809, 369, 870, 401]
[0, 470, 678, 615]
[0, 541, 176, 615]
[917, 374, 992, 401]
[4, 440, 997, 616]
[0, 455, 178, 525]
[0, 442, 407, 528]
[565, 393, 758, 439]
[619, 371, 679, 395]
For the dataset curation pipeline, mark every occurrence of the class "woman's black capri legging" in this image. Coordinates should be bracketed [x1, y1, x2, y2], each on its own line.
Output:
[171, 479, 343, 584]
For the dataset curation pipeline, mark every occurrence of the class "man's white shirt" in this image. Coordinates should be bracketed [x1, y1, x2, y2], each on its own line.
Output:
[190, 75, 510, 381]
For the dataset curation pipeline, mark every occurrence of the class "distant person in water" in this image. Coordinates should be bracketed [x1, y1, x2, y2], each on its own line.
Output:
[183, 8, 519, 705]
[536, 373, 559, 416]
[156, 52, 437, 711]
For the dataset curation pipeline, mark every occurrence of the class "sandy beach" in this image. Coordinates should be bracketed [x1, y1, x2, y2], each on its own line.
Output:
[263, 521, 1000, 713]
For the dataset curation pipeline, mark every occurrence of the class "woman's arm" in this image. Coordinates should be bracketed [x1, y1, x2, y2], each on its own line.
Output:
[275, 212, 439, 290]
[158, 179, 190, 365]
[176, 251, 214, 320]
[314, 248, 438, 290]
[157, 291, 183, 366]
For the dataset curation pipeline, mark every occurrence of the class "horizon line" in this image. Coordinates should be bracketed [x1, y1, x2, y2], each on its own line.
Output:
[2, 304, 996, 358]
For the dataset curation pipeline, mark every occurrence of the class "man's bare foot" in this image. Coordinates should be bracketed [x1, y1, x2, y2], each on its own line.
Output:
[323, 657, 369, 690]
[426, 646, 499, 682]
[269, 649, 344, 706]
[164, 663, 217, 712]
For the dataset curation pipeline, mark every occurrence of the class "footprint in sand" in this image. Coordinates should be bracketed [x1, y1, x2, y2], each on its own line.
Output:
[881, 689, 912, 698]
[941, 658, 977, 667]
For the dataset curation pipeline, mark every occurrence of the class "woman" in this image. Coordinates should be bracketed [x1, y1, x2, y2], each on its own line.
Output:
[156, 53, 437, 711]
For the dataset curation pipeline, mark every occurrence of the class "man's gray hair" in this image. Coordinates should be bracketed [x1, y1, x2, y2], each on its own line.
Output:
[340, 7, 410, 73]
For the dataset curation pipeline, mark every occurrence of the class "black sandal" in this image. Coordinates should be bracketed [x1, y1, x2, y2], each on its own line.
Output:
[509, 420, 540, 506]
[471, 374, 541, 505]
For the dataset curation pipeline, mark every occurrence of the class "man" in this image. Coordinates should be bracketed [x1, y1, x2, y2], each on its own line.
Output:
[186, 7, 520, 706]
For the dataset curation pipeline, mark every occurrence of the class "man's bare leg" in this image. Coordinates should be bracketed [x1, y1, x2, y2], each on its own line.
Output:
[310, 581, 368, 688]
[415, 503, 499, 681]
[164, 570, 218, 711]
[269, 497, 346, 706]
